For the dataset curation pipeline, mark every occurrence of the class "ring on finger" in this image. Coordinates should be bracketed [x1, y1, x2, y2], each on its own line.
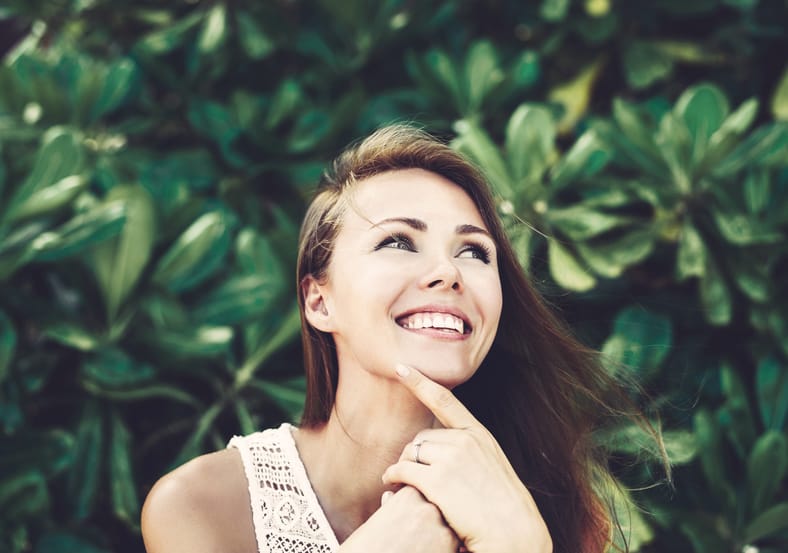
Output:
[413, 439, 426, 464]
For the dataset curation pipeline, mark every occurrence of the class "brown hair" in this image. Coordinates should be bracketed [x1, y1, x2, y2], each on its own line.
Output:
[296, 124, 636, 552]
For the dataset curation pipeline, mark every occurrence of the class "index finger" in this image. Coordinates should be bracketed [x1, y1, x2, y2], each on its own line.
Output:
[394, 363, 479, 429]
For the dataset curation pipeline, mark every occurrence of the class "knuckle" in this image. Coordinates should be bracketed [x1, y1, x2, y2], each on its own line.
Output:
[435, 389, 454, 409]
[399, 485, 421, 502]
[457, 430, 476, 447]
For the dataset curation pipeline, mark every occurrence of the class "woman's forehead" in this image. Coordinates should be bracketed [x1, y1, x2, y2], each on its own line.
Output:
[345, 168, 487, 228]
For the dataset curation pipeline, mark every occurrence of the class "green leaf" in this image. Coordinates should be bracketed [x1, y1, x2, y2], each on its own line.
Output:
[43, 322, 101, 351]
[424, 49, 464, 113]
[192, 274, 278, 325]
[540, 0, 570, 21]
[756, 356, 788, 430]
[82, 380, 202, 407]
[230, 400, 254, 438]
[694, 409, 735, 508]
[464, 40, 503, 114]
[605, 477, 655, 551]
[0, 220, 46, 280]
[109, 413, 139, 528]
[287, 109, 332, 153]
[601, 423, 696, 464]
[676, 220, 705, 280]
[263, 79, 302, 129]
[152, 210, 234, 293]
[675, 84, 729, 164]
[237, 12, 275, 59]
[147, 325, 233, 359]
[171, 403, 223, 468]
[0, 470, 49, 520]
[546, 206, 630, 240]
[3, 130, 84, 223]
[699, 257, 731, 326]
[0, 310, 16, 383]
[91, 185, 156, 322]
[714, 123, 788, 175]
[5, 174, 89, 224]
[67, 400, 104, 520]
[623, 40, 673, 90]
[744, 502, 788, 543]
[505, 104, 555, 186]
[188, 99, 240, 148]
[197, 4, 227, 53]
[547, 238, 596, 292]
[728, 248, 770, 302]
[0, 430, 75, 476]
[718, 399, 757, 461]
[35, 532, 111, 553]
[81, 349, 155, 390]
[743, 169, 770, 214]
[602, 306, 672, 375]
[134, 13, 203, 55]
[548, 57, 605, 133]
[697, 98, 759, 176]
[31, 202, 127, 262]
[611, 99, 663, 168]
[655, 111, 692, 194]
[452, 120, 513, 199]
[510, 50, 540, 89]
[772, 64, 788, 121]
[549, 130, 611, 190]
[248, 377, 306, 421]
[575, 228, 655, 278]
[679, 513, 731, 553]
[90, 58, 137, 121]
[712, 208, 782, 245]
[234, 304, 301, 389]
[235, 228, 285, 279]
[747, 431, 787, 516]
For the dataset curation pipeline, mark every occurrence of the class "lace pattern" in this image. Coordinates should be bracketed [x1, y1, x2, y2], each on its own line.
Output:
[228, 424, 339, 553]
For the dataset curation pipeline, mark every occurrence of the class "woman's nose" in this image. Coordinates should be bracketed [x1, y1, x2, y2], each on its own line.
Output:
[420, 258, 463, 292]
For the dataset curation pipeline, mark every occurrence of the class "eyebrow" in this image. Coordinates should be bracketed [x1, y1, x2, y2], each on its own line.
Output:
[371, 217, 494, 241]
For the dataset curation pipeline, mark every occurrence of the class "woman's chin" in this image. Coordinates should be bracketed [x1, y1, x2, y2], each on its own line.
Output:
[400, 360, 478, 390]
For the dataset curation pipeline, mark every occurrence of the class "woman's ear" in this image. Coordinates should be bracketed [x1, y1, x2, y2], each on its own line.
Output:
[301, 275, 334, 332]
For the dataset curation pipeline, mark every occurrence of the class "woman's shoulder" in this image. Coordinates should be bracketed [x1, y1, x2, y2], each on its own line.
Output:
[141, 447, 256, 553]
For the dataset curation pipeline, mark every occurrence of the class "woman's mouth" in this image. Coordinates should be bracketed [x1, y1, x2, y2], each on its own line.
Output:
[395, 311, 471, 335]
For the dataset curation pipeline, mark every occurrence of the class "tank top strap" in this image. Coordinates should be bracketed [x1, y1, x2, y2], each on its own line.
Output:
[228, 423, 339, 553]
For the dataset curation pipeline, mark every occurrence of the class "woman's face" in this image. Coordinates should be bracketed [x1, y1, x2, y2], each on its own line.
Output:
[314, 168, 503, 388]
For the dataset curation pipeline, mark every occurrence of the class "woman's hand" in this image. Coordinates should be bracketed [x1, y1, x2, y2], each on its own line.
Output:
[339, 485, 459, 553]
[381, 364, 553, 553]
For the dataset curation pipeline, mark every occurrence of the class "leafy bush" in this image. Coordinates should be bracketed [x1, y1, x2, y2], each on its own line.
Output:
[0, 1, 786, 552]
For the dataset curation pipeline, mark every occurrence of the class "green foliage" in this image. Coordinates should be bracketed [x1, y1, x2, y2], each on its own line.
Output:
[0, 1, 786, 552]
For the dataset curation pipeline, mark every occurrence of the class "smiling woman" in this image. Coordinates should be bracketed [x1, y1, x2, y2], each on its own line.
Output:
[141, 125, 659, 553]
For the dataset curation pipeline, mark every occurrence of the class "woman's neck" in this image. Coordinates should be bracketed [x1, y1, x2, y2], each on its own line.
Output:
[293, 368, 437, 542]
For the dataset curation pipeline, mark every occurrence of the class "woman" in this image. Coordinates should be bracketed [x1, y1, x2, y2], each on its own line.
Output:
[142, 125, 643, 553]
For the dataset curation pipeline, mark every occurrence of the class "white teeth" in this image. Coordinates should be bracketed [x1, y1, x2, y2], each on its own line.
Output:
[400, 312, 465, 333]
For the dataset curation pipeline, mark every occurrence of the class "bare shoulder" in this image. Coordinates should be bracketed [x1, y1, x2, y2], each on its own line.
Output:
[141, 448, 256, 553]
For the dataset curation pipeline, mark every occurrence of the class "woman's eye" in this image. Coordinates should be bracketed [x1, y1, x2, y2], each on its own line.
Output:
[376, 234, 414, 251]
[458, 243, 492, 264]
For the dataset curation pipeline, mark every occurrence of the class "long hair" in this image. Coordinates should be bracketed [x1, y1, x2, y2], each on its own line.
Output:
[296, 124, 637, 552]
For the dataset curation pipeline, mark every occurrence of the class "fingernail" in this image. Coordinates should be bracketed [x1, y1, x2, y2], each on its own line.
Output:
[381, 490, 393, 505]
[395, 364, 410, 377]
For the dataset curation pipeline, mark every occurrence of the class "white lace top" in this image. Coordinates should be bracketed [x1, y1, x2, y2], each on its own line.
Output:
[228, 423, 340, 553]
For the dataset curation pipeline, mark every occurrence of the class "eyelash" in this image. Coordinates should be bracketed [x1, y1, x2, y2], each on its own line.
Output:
[375, 233, 492, 264]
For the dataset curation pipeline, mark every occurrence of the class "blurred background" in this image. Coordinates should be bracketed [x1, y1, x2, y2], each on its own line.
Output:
[0, 0, 786, 551]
